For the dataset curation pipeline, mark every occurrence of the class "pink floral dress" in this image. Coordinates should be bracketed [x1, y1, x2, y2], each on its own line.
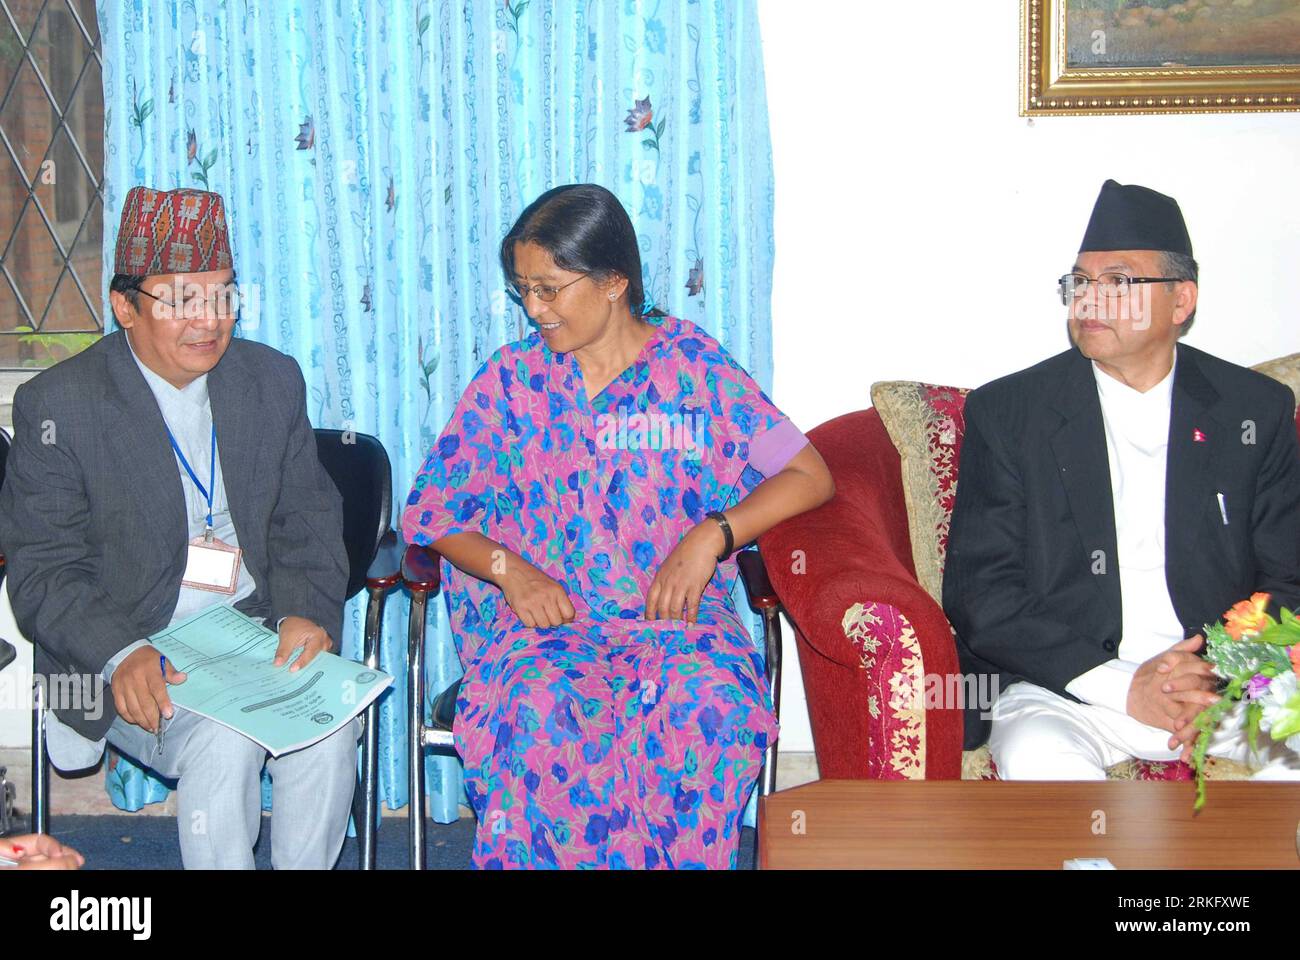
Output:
[402, 314, 807, 868]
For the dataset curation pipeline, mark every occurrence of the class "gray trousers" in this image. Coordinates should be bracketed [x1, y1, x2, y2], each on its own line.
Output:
[106, 709, 361, 869]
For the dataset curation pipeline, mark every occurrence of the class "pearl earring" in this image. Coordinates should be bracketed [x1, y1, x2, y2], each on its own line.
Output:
[608, 293, 616, 301]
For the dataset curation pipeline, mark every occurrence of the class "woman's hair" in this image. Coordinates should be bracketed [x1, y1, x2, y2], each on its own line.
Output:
[500, 183, 665, 317]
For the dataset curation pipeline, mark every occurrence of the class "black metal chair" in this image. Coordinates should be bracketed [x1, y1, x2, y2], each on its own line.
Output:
[0, 429, 22, 836]
[311, 428, 403, 870]
[399, 541, 784, 870]
[398, 544, 456, 870]
[1, 426, 9, 590]
[0, 638, 14, 835]
[736, 550, 784, 869]
[1, 425, 55, 836]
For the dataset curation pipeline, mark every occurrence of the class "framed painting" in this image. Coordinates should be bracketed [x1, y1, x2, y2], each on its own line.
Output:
[1021, 0, 1300, 115]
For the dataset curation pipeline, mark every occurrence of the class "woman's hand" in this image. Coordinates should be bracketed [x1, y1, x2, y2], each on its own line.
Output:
[498, 559, 576, 628]
[644, 520, 724, 623]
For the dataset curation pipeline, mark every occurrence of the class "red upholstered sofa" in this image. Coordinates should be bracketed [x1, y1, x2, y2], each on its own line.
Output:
[757, 406, 965, 780]
[757, 355, 1300, 783]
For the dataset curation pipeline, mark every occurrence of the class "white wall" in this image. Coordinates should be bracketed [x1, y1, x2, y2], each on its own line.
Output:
[758, 0, 1300, 755]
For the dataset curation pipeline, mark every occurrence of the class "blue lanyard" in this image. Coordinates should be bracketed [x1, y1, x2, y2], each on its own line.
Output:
[166, 424, 217, 536]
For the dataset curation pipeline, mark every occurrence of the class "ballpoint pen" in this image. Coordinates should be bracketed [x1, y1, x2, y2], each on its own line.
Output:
[157, 655, 169, 755]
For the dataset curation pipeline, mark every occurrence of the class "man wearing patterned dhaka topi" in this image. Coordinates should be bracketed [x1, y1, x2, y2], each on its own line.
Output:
[403, 183, 835, 868]
[0, 186, 359, 869]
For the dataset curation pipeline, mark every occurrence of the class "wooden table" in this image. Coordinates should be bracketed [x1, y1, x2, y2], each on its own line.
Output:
[759, 780, 1300, 869]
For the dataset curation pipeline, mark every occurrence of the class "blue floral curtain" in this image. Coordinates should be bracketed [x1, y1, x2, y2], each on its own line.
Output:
[97, 0, 775, 831]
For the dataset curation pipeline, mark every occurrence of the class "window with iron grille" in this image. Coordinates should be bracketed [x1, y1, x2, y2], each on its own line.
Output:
[0, 0, 103, 371]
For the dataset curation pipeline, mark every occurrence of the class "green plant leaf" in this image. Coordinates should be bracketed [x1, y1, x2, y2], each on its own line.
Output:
[1266, 616, 1300, 644]
[14, 331, 99, 365]
[1191, 696, 1239, 811]
[1273, 703, 1300, 740]
[1246, 700, 1263, 753]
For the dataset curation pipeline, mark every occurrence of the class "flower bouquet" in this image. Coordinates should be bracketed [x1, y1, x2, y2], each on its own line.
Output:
[1191, 592, 1300, 809]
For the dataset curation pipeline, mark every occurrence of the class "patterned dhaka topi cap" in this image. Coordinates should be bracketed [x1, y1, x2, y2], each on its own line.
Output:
[113, 186, 233, 275]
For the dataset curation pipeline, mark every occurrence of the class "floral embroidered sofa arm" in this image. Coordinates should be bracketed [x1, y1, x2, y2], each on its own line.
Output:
[757, 409, 964, 780]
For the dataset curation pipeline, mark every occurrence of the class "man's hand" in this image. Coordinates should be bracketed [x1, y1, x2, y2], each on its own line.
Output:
[112, 645, 188, 733]
[1168, 710, 1208, 764]
[274, 616, 335, 671]
[1156, 634, 1222, 761]
[0, 833, 84, 870]
[644, 521, 722, 623]
[1155, 633, 1219, 702]
[1127, 634, 1219, 732]
[497, 560, 576, 628]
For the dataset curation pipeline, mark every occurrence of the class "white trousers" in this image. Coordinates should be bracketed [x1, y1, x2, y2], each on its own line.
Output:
[988, 681, 1300, 781]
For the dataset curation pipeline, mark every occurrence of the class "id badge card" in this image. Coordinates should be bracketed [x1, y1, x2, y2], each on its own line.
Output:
[182, 535, 242, 594]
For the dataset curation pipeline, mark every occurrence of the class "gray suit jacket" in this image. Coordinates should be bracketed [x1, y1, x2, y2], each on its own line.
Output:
[0, 330, 348, 739]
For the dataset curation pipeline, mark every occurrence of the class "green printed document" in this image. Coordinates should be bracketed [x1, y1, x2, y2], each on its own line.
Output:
[149, 605, 393, 756]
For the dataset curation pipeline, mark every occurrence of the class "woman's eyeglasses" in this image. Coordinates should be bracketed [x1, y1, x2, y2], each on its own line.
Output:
[511, 274, 589, 303]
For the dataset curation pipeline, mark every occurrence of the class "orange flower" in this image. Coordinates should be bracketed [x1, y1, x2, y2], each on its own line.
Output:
[1290, 644, 1300, 679]
[1224, 592, 1272, 641]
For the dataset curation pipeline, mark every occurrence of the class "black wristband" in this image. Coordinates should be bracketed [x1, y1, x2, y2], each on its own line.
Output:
[706, 511, 735, 562]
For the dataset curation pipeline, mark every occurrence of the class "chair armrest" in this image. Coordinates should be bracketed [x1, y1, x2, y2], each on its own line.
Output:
[430, 677, 461, 732]
[736, 548, 780, 613]
[401, 544, 442, 595]
[365, 530, 403, 590]
[759, 493, 946, 668]
[759, 512, 967, 775]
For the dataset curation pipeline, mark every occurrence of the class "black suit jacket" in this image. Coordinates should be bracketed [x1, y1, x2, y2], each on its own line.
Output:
[942, 343, 1300, 749]
[0, 331, 348, 740]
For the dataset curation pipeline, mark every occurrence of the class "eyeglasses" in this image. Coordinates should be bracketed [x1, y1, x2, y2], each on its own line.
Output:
[1057, 272, 1183, 306]
[135, 283, 241, 320]
[511, 274, 589, 304]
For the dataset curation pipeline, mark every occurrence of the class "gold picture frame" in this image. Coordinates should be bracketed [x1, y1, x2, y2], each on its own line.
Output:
[1021, 0, 1300, 116]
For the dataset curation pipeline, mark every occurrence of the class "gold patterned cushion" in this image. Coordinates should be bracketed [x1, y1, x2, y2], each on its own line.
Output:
[869, 381, 970, 603]
[960, 745, 1252, 781]
[1251, 352, 1300, 407]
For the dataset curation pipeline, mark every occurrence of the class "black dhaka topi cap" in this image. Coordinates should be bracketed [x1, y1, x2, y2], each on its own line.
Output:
[1078, 179, 1193, 257]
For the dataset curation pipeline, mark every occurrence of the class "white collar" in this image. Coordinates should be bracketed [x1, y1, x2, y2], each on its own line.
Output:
[125, 331, 209, 411]
[1092, 352, 1177, 409]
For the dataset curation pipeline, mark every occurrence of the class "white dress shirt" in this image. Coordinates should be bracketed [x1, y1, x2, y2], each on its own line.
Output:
[1064, 355, 1185, 716]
